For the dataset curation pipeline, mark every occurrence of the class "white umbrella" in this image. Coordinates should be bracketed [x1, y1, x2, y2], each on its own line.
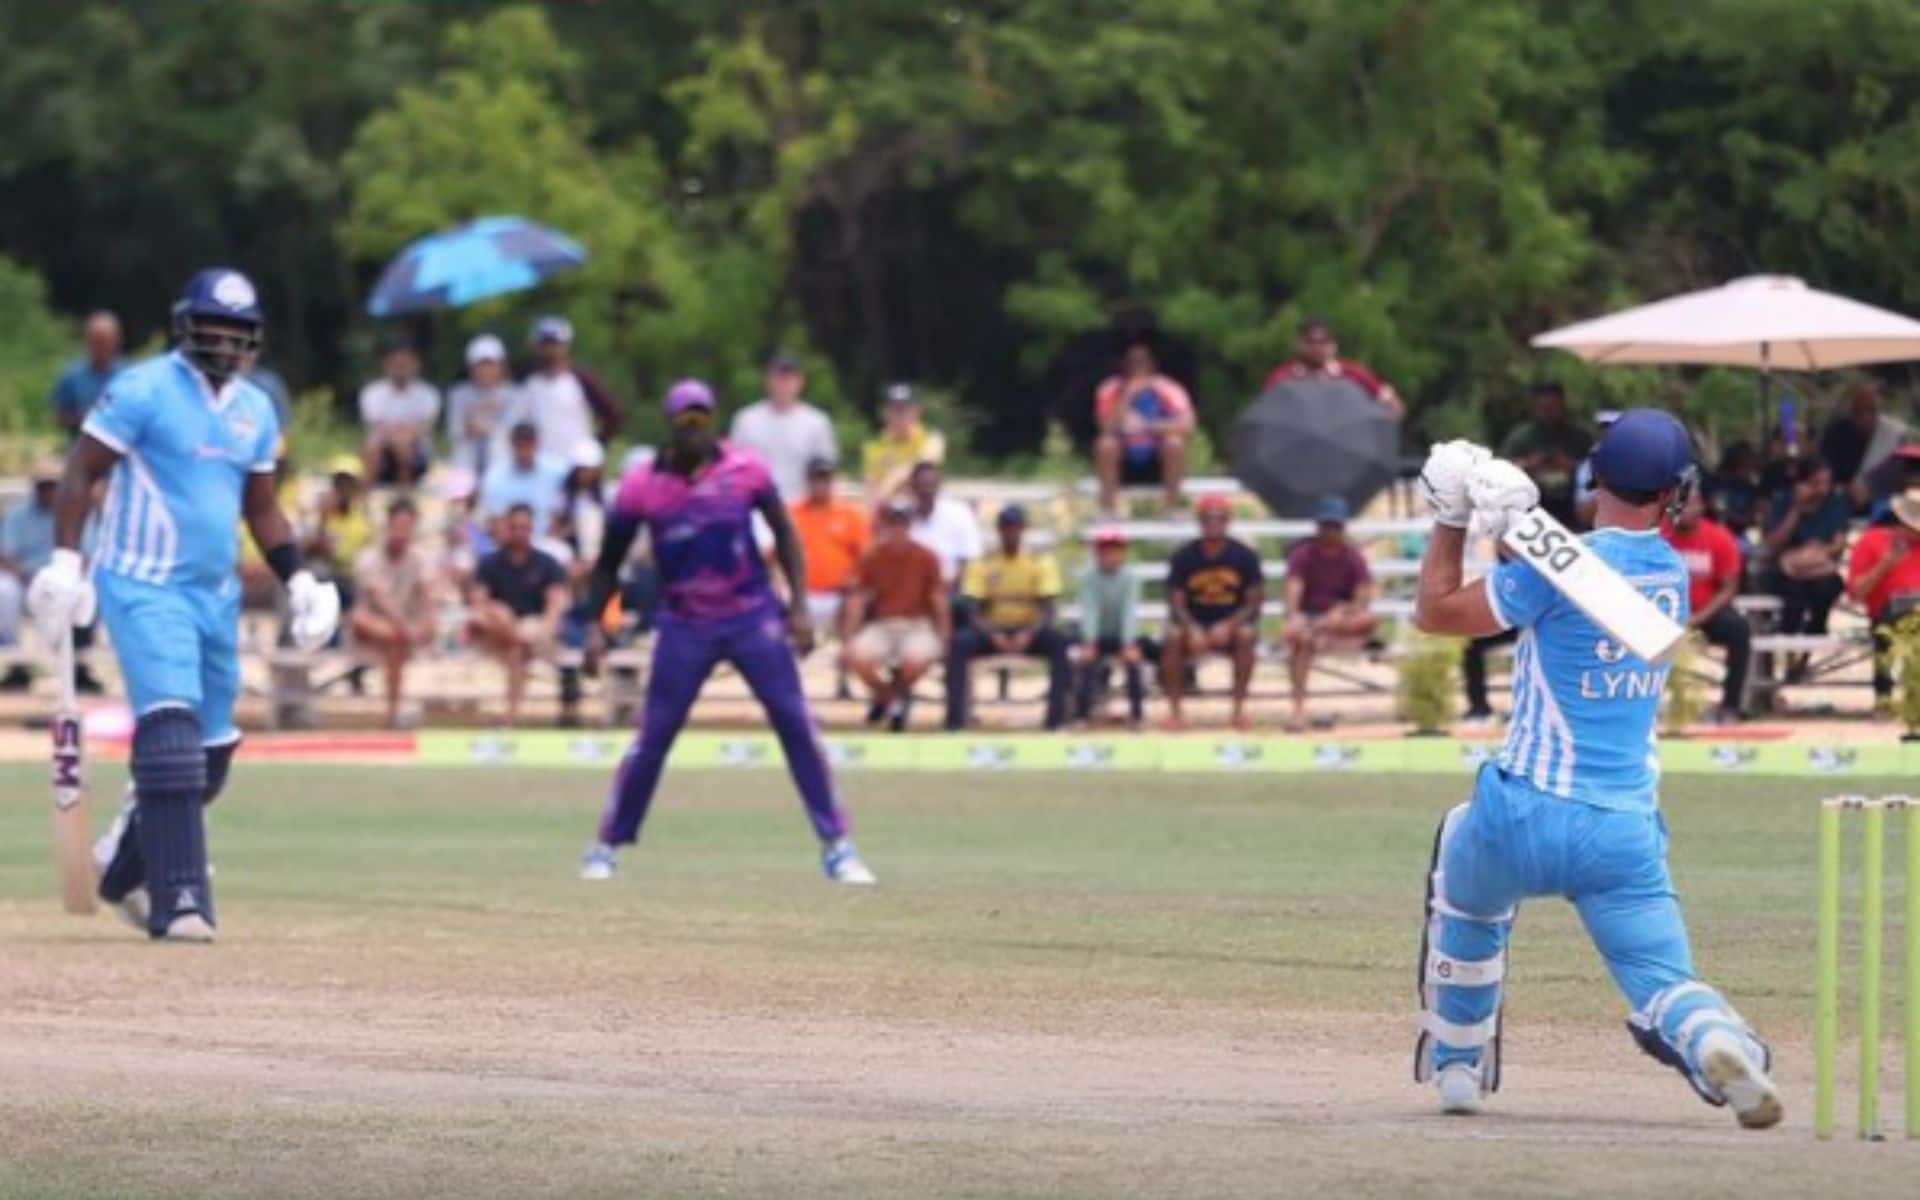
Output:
[1532, 274, 1920, 370]
[1532, 274, 1920, 440]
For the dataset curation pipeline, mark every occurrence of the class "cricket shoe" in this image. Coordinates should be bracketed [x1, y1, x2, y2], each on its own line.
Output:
[1435, 1063, 1483, 1115]
[156, 912, 216, 944]
[579, 843, 618, 881]
[91, 790, 149, 932]
[1697, 1028, 1783, 1130]
[822, 839, 877, 886]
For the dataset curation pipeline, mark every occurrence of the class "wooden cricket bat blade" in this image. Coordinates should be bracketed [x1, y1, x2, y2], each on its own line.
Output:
[52, 702, 97, 915]
[1498, 508, 1686, 663]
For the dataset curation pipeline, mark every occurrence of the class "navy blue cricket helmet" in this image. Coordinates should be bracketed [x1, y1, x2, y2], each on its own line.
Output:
[1591, 407, 1697, 509]
[173, 267, 264, 382]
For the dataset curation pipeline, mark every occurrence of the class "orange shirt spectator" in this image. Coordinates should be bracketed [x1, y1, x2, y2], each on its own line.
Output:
[788, 458, 870, 634]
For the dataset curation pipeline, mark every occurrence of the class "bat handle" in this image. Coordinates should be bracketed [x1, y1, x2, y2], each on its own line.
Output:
[53, 624, 77, 714]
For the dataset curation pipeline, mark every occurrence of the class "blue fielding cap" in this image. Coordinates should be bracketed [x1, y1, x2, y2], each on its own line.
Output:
[1313, 493, 1351, 525]
[178, 267, 263, 325]
[1592, 408, 1693, 495]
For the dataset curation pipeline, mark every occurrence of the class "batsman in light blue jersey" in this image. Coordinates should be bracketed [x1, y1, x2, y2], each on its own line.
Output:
[28, 269, 339, 943]
[1407, 410, 1782, 1129]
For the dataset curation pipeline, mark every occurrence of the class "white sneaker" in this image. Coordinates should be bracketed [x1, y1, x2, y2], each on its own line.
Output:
[1435, 1063, 1483, 1115]
[822, 839, 877, 886]
[1697, 1028, 1783, 1130]
[158, 913, 216, 944]
[579, 843, 618, 882]
[92, 790, 149, 931]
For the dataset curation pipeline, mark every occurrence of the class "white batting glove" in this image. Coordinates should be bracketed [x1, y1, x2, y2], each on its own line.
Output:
[26, 549, 96, 645]
[1467, 459, 1541, 539]
[287, 570, 341, 652]
[1417, 440, 1491, 528]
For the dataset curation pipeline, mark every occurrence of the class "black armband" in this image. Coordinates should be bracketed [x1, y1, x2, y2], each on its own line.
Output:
[264, 542, 302, 586]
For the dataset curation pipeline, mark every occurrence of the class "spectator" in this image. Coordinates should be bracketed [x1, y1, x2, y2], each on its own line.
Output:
[788, 457, 870, 647]
[1571, 410, 1622, 530]
[730, 351, 838, 501]
[946, 505, 1070, 730]
[1460, 628, 1520, 727]
[436, 467, 488, 594]
[845, 499, 949, 731]
[1846, 486, 1920, 713]
[1093, 342, 1195, 516]
[48, 311, 123, 438]
[1279, 495, 1377, 732]
[1161, 495, 1262, 730]
[1072, 527, 1152, 728]
[905, 461, 982, 585]
[1819, 382, 1882, 510]
[304, 456, 374, 616]
[446, 334, 518, 475]
[357, 341, 439, 487]
[1264, 316, 1404, 419]
[350, 497, 437, 728]
[1868, 445, 1920, 526]
[1499, 381, 1593, 526]
[1704, 441, 1764, 538]
[1663, 487, 1749, 723]
[467, 503, 570, 727]
[480, 421, 567, 530]
[0, 457, 60, 686]
[863, 384, 947, 507]
[560, 439, 608, 565]
[1763, 455, 1851, 637]
[512, 316, 619, 462]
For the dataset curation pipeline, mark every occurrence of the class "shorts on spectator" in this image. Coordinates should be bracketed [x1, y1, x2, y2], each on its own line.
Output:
[851, 618, 942, 668]
[373, 441, 431, 485]
[805, 591, 843, 634]
[1120, 445, 1163, 485]
[513, 615, 553, 653]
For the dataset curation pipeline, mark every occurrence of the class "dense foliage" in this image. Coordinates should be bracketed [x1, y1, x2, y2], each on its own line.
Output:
[3, 0, 1919, 456]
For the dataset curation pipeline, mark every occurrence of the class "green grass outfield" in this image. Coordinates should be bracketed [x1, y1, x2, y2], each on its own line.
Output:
[0, 765, 1913, 1199]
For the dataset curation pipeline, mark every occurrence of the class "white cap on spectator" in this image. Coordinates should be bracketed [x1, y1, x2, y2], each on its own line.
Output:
[465, 334, 506, 366]
[570, 439, 606, 470]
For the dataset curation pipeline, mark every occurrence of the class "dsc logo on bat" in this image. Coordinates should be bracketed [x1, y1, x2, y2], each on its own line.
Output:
[1510, 512, 1580, 573]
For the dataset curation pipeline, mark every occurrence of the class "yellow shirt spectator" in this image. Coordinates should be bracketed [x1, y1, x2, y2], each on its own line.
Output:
[962, 549, 1062, 630]
[862, 384, 946, 503]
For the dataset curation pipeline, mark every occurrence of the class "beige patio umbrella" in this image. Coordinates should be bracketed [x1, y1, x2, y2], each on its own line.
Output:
[1531, 274, 1920, 440]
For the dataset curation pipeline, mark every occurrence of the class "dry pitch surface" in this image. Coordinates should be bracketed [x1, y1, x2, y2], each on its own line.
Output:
[1, 764, 1914, 1199]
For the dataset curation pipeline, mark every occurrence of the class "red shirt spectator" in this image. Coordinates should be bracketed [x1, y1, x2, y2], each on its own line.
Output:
[1846, 520, 1920, 622]
[1264, 317, 1402, 418]
[1662, 513, 1743, 614]
[1284, 536, 1371, 616]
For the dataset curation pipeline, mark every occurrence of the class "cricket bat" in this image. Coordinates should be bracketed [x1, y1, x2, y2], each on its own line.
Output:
[1499, 508, 1686, 664]
[50, 628, 96, 915]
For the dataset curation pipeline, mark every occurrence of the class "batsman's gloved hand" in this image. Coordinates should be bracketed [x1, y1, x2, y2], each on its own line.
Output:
[1467, 458, 1541, 539]
[1418, 439, 1491, 528]
[287, 570, 342, 652]
[26, 548, 96, 645]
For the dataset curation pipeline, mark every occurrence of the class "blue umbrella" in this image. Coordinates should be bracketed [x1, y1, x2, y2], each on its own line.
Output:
[365, 216, 587, 317]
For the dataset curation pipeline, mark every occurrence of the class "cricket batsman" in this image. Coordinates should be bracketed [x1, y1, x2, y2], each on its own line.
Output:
[26, 268, 339, 942]
[1408, 409, 1781, 1128]
[577, 379, 874, 886]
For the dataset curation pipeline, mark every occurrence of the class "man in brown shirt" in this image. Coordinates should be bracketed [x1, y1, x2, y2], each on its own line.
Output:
[845, 498, 951, 731]
[351, 497, 439, 727]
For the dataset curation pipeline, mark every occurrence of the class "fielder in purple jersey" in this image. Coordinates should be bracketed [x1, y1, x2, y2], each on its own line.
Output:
[578, 379, 875, 885]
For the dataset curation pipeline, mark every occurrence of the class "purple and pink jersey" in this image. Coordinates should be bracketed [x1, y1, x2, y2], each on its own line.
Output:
[612, 443, 779, 623]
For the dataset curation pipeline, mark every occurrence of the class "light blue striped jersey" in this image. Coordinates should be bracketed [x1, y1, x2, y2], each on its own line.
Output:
[81, 352, 279, 589]
[1483, 527, 1690, 812]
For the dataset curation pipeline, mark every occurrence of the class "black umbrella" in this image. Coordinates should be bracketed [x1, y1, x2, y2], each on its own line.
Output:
[1231, 376, 1400, 518]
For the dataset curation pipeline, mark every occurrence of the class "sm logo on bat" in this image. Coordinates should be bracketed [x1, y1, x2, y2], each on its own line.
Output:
[51, 715, 82, 807]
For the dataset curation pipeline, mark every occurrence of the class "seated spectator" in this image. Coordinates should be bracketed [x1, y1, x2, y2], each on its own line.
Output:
[1664, 487, 1749, 723]
[358, 341, 440, 486]
[1763, 455, 1851, 637]
[731, 352, 838, 500]
[48, 311, 123, 440]
[1704, 441, 1764, 538]
[1073, 527, 1153, 728]
[509, 316, 619, 462]
[863, 384, 947, 508]
[788, 457, 870, 648]
[480, 421, 567, 530]
[446, 334, 518, 476]
[304, 456, 374, 617]
[1868, 445, 1920, 526]
[1161, 495, 1262, 730]
[1571, 410, 1622, 530]
[1819, 381, 1883, 511]
[946, 505, 1070, 731]
[845, 499, 950, 731]
[560, 439, 608, 565]
[1279, 495, 1376, 731]
[1499, 381, 1592, 526]
[1460, 628, 1520, 728]
[467, 503, 570, 727]
[0, 457, 59, 686]
[1264, 316, 1404, 418]
[905, 461, 981, 585]
[1093, 342, 1195, 516]
[1847, 486, 1920, 713]
[351, 497, 437, 728]
[436, 467, 489, 594]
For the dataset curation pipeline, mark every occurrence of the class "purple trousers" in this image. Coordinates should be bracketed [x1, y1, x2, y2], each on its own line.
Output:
[596, 604, 847, 847]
